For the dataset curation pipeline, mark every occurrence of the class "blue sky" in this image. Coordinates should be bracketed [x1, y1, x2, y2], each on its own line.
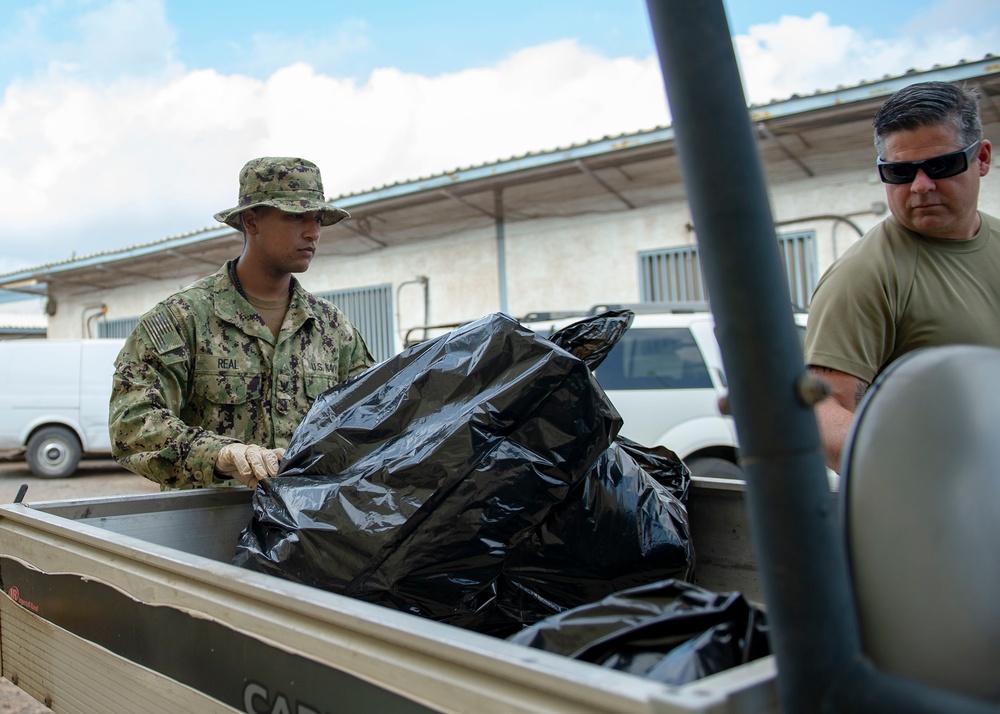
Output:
[0, 0, 996, 273]
[1, 0, 952, 86]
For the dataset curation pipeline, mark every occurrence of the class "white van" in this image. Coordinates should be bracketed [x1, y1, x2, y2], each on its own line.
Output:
[520, 305, 808, 480]
[0, 338, 125, 478]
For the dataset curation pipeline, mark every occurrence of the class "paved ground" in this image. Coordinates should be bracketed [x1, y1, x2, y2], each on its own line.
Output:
[0, 678, 51, 714]
[0, 456, 160, 506]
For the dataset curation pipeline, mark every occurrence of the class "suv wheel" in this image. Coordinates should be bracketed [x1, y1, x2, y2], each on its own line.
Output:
[686, 456, 744, 481]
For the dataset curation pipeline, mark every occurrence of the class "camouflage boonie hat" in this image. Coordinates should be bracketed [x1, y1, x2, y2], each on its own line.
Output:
[214, 156, 350, 231]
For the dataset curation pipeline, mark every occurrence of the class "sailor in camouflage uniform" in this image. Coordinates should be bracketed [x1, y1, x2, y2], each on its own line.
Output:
[110, 157, 374, 490]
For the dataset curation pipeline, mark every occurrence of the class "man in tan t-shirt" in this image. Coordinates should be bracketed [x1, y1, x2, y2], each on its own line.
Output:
[804, 81, 996, 470]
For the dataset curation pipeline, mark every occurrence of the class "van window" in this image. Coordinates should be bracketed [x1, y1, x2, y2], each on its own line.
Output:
[596, 328, 712, 390]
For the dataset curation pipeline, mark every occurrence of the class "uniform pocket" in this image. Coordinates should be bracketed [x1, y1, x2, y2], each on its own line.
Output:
[192, 369, 264, 405]
[187, 369, 266, 442]
[304, 372, 340, 399]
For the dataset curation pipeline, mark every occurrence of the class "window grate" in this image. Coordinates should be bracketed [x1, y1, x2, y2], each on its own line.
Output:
[639, 246, 706, 303]
[317, 284, 395, 362]
[776, 231, 819, 309]
[99, 317, 139, 339]
[639, 231, 817, 307]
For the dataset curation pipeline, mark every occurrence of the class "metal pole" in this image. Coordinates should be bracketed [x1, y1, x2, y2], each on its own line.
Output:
[645, 5, 1000, 712]
[643, 1, 860, 710]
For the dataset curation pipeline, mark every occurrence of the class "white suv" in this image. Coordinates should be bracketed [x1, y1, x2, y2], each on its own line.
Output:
[520, 303, 808, 480]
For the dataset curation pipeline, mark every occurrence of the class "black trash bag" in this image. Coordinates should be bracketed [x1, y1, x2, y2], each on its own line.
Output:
[233, 311, 693, 637]
[614, 435, 690, 502]
[507, 579, 770, 685]
[500, 439, 693, 627]
[547, 309, 634, 370]
[547, 310, 691, 501]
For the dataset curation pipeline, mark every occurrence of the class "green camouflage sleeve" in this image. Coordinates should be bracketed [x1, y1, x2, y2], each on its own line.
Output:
[109, 305, 237, 489]
[345, 324, 376, 377]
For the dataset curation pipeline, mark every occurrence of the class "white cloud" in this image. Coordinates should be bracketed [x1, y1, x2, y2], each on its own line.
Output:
[735, 9, 1000, 105]
[304, 41, 668, 193]
[0, 40, 668, 273]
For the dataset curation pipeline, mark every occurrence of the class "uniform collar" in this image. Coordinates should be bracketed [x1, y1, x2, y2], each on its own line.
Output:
[215, 261, 319, 338]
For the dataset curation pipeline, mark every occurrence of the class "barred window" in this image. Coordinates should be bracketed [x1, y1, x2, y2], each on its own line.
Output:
[639, 231, 817, 308]
[639, 245, 707, 303]
[98, 317, 138, 339]
[317, 283, 395, 363]
[776, 231, 820, 310]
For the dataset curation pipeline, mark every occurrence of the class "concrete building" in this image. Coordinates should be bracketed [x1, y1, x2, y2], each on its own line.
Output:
[1, 57, 997, 360]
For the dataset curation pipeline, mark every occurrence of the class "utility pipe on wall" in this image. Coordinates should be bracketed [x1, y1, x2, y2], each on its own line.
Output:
[396, 276, 430, 344]
[81, 304, 107, 338]
[494, 189, 509, 315]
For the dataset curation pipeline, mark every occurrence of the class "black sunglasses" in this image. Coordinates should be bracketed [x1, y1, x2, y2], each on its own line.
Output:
[877, 140, 981, 184]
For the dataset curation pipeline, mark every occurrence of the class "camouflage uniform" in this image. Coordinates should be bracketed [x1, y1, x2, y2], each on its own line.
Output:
[110, 261, 374, 489]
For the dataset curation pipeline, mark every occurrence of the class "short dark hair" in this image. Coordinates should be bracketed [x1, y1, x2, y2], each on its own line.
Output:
[873, 81, 982, 158]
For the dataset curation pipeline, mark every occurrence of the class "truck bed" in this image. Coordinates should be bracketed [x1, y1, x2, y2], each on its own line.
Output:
[0, 478, 805, 713]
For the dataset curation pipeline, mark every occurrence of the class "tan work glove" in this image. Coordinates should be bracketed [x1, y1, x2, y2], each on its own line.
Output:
[216, 443, 286, 489]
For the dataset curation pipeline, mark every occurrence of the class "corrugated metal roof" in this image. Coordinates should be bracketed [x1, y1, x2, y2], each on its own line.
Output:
[1, 54, 997, 290]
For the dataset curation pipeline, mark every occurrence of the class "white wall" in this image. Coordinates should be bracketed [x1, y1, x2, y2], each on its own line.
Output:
[301, 227, 501, 349]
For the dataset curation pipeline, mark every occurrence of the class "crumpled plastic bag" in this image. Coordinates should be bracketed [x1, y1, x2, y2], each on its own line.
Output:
[233, 311, 693, 637]
[546, 308, 634, 369]
[501, 435, 692, 625]
[507, 579, 770, 685]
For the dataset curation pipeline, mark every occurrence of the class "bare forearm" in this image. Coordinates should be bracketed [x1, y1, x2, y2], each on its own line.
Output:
[809, 366, 869, 472]
[814, 399, 855, 471]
